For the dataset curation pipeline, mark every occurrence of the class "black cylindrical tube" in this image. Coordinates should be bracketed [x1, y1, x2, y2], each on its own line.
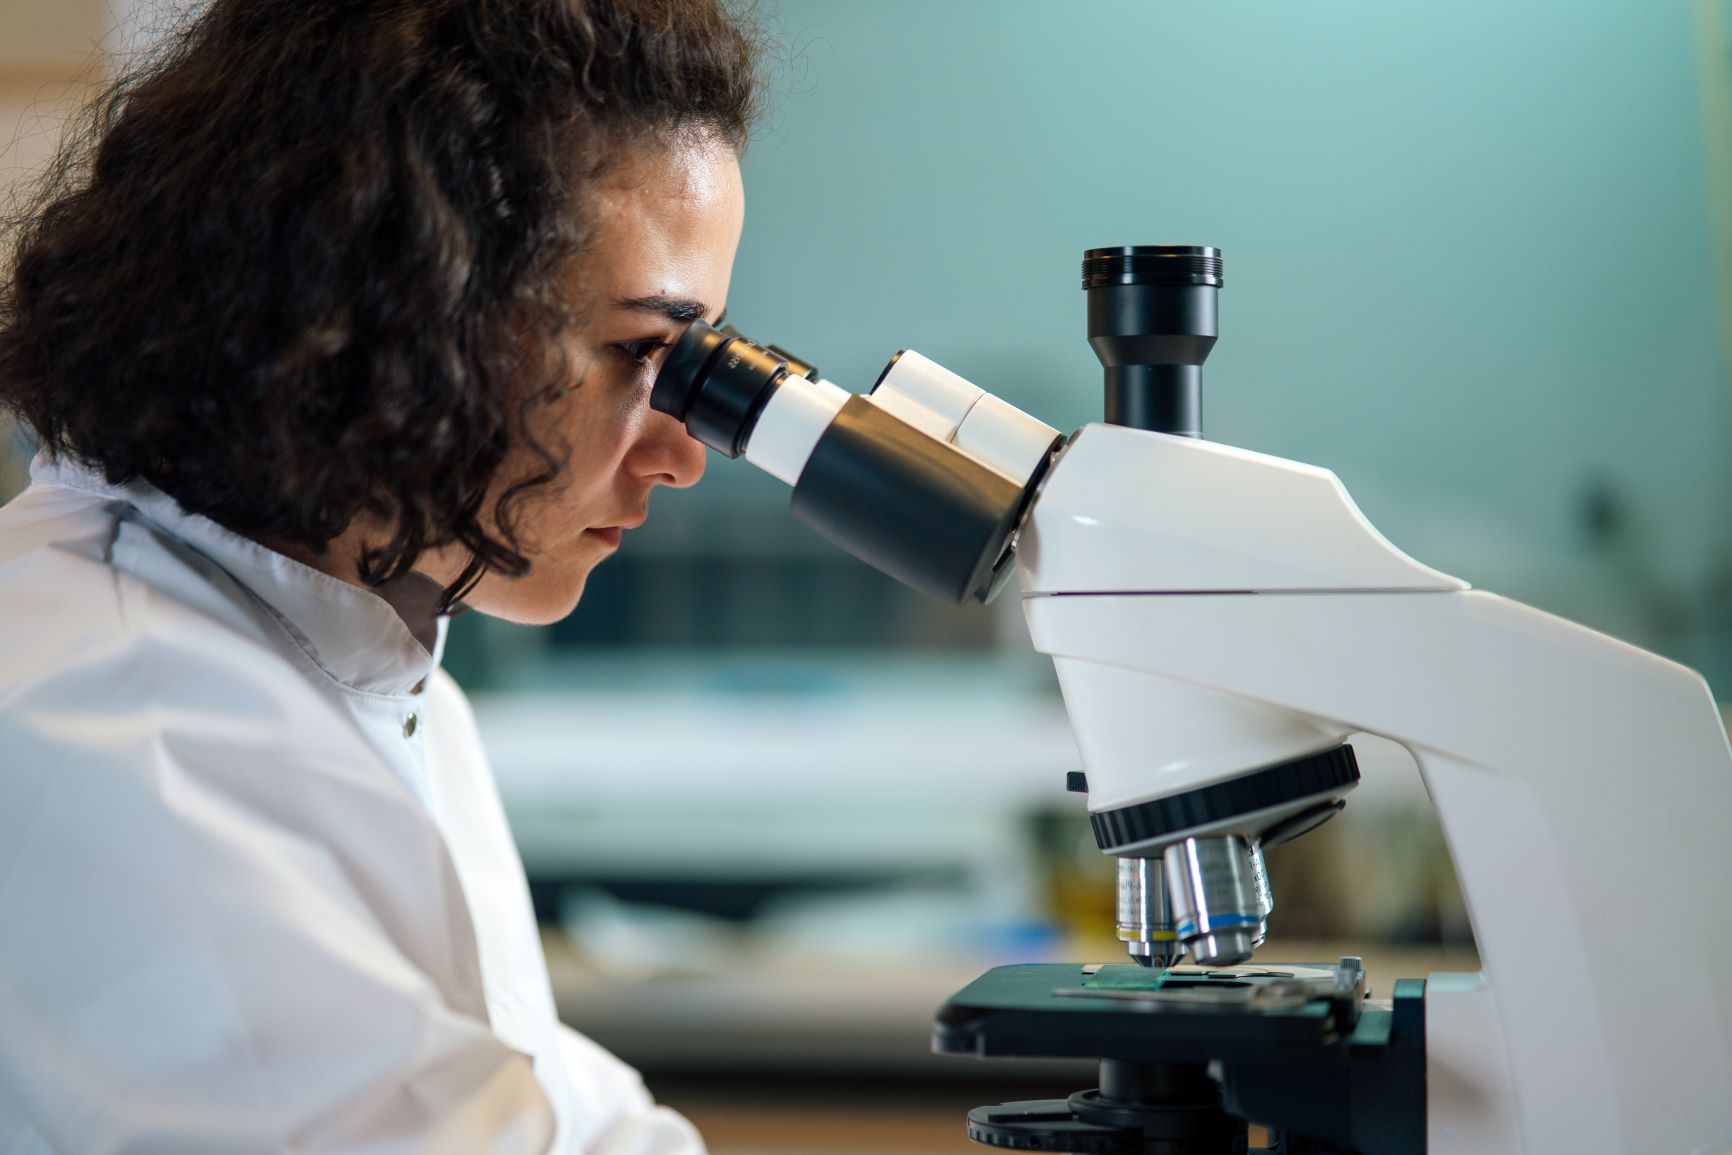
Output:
[1098, 1061, 1218, 1107]
[789, 396, 1024, 605]
[1083, 245, 1221, 438]
[1104, 364, 1202, 435]
[1074, 1061, 1245, 1153]
[765, 342, 820, 384]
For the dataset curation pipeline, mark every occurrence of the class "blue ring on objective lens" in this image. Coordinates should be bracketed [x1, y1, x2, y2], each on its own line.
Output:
[1176, 913, 1264, 937]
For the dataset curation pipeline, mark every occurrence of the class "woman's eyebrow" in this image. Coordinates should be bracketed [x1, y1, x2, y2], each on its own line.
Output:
[613, 294, 710, 322]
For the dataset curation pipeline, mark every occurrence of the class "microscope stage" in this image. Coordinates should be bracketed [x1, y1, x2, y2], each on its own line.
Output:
[934, 962, 1376, 1065]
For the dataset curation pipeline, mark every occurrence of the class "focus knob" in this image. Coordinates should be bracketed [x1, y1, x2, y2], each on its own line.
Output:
[965, 1101, 1140, 1153]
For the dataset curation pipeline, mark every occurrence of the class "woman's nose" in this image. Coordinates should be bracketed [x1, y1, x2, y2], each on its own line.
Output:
[629, 408, 707, 489]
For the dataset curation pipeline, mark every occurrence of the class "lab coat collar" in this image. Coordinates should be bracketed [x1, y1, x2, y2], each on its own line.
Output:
[29, 453, 447, 697]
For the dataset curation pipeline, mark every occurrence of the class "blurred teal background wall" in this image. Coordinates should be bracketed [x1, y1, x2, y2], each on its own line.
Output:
[1, 2, 1723, 1119]
[723, 0, 1732, 690]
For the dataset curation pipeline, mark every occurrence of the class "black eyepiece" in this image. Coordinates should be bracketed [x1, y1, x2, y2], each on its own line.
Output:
[650, 320, 799, 459]
[1082, 244, 1222, 437]
[721, 323, 821, 386]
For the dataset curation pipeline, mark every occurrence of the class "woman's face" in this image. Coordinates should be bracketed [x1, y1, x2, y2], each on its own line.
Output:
[426, 133, 745, 624]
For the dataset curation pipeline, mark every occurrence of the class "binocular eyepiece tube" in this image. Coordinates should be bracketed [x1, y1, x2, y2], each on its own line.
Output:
[650, 320, 1062, 605]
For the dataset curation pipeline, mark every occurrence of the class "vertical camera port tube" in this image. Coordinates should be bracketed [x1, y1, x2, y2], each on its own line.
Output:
[1081, 245, 1222, 437]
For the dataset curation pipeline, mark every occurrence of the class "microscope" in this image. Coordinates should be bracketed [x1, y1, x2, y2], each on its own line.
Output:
[650, 247, 1732, 1153]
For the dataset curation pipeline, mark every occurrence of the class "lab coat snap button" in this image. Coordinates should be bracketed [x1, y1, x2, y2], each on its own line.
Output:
[403, 713, 419, 738]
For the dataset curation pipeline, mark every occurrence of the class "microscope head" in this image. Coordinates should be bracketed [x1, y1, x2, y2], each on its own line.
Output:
[649, 249, 1375, 970]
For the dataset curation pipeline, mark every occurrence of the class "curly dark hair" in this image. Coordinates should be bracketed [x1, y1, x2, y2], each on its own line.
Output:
[0, 0, 760, 603]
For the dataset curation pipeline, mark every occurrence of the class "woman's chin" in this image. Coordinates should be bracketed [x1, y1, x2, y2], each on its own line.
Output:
[462, 567, 591, 625]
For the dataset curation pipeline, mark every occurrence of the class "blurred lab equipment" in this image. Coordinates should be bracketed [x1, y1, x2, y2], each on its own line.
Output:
[650, 246, 1732, 1153]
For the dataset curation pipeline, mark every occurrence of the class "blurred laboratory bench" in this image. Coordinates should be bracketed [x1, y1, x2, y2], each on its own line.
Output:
[472, 656, 1091, 964]
[474, 655, 1482, 1151]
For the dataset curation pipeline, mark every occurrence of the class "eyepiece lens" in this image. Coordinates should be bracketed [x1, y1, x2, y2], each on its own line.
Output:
[650, 319, 794, 459]
[650, 320, 732, 423]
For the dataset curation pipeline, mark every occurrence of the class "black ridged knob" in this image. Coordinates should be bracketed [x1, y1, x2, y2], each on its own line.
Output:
[1082, 245, 1222, 290]
[965, 1102, 1140, 1153]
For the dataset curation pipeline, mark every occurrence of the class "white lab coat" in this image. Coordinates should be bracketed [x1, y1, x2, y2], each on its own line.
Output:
[0, 456, 705, 1155]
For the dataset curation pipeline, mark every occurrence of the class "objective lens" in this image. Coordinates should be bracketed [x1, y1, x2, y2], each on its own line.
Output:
[1249, 840, 1273, 949]
[1163, 834, 1262, 966]
[1116, 856, 1184, 969]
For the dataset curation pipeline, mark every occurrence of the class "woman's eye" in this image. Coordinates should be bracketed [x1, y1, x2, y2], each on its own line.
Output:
[616, 339, 672, 366]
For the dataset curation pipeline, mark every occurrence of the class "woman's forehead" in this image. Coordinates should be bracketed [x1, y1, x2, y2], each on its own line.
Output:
[589, 138, 742, 306]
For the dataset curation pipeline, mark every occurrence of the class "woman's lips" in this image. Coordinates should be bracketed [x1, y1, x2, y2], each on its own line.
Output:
[583, 514, 644, 549]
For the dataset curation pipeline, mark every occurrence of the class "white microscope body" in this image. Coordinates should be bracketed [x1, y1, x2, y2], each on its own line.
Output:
[648, 247, 1732, 1151]
[1023, 422, 1732, 1153]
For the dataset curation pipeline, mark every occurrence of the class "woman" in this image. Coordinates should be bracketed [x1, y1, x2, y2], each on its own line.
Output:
[0, 1, 755, 1152]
